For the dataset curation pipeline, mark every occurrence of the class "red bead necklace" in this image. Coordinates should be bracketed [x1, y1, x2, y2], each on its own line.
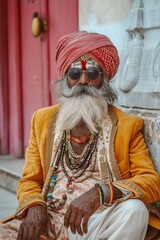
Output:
[70, 132, 92, 144]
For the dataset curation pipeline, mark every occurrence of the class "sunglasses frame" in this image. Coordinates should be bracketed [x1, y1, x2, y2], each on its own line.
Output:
[67, 67, 103, 81]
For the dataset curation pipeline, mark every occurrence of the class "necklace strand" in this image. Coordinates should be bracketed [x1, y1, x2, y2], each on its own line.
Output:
[61, 132, 99, 193]
[46, 130, 99, 202]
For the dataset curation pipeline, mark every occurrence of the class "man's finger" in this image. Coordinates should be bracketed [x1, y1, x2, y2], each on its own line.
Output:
[82, 216, 89, 234]
[68, 210, 78, 234]
[17, 226, 23, 240]
[18, 224, 30, 240]
[34, 225, 42, 240]
[74, 212, 84, 236]
[26, 225, 36, 240]
[64, 207, 72, 228]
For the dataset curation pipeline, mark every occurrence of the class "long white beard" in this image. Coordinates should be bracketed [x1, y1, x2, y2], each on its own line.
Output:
[56, 94, 108, 133]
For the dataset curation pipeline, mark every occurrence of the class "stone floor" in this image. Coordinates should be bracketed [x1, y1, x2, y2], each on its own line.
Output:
[0, 155, 25, 221]
[0, 188, 18, 221]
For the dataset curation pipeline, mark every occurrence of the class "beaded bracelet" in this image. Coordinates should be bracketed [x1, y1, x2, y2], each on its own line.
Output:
[95, 183, 104, 205]
[102, 182, 114, 206]
[102, 184, 110, 204]
[108, 182, 114, 205]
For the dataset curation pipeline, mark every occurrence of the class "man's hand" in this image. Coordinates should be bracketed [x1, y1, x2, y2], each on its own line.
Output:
[64, 187, 100, 236]
[17, 205, 48, 240]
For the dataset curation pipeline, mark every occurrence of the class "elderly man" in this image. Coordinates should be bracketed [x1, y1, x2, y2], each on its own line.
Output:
[0, 32, 160, 240]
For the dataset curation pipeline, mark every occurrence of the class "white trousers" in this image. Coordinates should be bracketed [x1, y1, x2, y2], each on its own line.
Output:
[68, 199, 149, 240]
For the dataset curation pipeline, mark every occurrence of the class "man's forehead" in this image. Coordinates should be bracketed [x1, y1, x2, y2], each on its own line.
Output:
[70, 59, 101, 70]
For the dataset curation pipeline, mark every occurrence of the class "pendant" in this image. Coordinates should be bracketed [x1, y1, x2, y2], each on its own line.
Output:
[67, 188, 74, 194]
[66, 182, 75, 194]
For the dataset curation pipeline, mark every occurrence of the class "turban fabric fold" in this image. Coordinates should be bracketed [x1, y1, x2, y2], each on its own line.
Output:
[55, 32, 119, 80]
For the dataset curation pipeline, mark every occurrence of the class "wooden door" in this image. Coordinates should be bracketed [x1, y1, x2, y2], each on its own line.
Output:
[20, 0, 50, 153]
[0, 0, 8, 155]
[0, 0, 78, 157]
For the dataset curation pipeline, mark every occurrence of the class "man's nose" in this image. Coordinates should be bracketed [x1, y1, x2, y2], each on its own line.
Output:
[78, 71, 89, 85]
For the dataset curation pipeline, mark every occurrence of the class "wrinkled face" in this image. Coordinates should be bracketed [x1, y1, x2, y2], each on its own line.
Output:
[66, 58, 104, 88]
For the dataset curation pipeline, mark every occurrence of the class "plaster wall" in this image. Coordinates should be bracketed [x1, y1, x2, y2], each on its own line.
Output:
[78, 0, 160, 173]
[79, 0, 133, 52]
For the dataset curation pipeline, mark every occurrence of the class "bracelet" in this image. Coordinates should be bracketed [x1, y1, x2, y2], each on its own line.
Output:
[108, 182, 114, 205]
[102, 182, 114, 206]
[95, 183, 104, 205]
[21, 202, 45, 218]
[101, 184, 110, 204]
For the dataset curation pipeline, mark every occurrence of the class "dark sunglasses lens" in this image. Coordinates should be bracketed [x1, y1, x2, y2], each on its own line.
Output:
[87, 68, 100, 80]
[68, 69, 81, 80]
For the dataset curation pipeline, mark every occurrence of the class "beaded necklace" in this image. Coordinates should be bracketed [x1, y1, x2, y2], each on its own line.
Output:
[67, 140, 91, 160]
[65, 144, 92, 169]
[46, 138, 67, 210]
[46, 130, 99, 207]
[65, 130, 95, 169]
[61, 131, 99, 193]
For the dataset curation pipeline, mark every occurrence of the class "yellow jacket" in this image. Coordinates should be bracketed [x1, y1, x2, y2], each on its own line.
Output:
[16, 105, 160, 229]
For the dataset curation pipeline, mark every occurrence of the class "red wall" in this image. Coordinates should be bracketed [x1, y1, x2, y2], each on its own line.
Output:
[48, 0, 79, 104]
[0, 0, 78, 157]
[0, 0, 9, 154]
[8, 0, 23, 156]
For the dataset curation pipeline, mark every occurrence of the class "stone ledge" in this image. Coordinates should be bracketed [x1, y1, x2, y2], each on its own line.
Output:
[0, 167, 20, 193]
[121, 107, 160, 174]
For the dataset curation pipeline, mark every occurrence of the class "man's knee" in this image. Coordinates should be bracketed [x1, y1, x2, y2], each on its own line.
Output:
[121, 199, 149, 223]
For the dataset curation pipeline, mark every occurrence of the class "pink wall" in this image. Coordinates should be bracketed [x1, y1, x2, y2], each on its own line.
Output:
[0, 0, 9, 154]
[0, 0, 78, 157]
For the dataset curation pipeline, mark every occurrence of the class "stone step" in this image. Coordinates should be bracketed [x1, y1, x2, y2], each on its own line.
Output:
[0, 155, 24, 220]
[0, 155, 25, 193]
[0, 167, 20, 193]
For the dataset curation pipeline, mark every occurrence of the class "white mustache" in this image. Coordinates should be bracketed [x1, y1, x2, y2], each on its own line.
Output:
[62, 83, 96, 97]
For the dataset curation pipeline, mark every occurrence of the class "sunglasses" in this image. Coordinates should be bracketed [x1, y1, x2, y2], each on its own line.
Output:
[67, 67, 103, 81]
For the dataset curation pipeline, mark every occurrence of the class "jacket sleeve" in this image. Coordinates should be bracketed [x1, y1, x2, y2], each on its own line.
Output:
[16, 111, 46, 216]
[114, 117, 160, 204]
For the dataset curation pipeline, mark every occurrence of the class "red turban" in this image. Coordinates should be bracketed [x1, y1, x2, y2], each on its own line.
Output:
[55, 32, 119, 80]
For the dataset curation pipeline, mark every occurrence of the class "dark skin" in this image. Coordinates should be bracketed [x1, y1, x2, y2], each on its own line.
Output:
[64, 187, 100, 236]
[18, 73, 122, 238]
[70, 120, 91, 154]
[17, 205, 48, 240]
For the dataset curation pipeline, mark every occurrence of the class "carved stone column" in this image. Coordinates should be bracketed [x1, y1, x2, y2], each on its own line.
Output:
[116, 0, 160, 174]
[117, 0, 160, 109]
